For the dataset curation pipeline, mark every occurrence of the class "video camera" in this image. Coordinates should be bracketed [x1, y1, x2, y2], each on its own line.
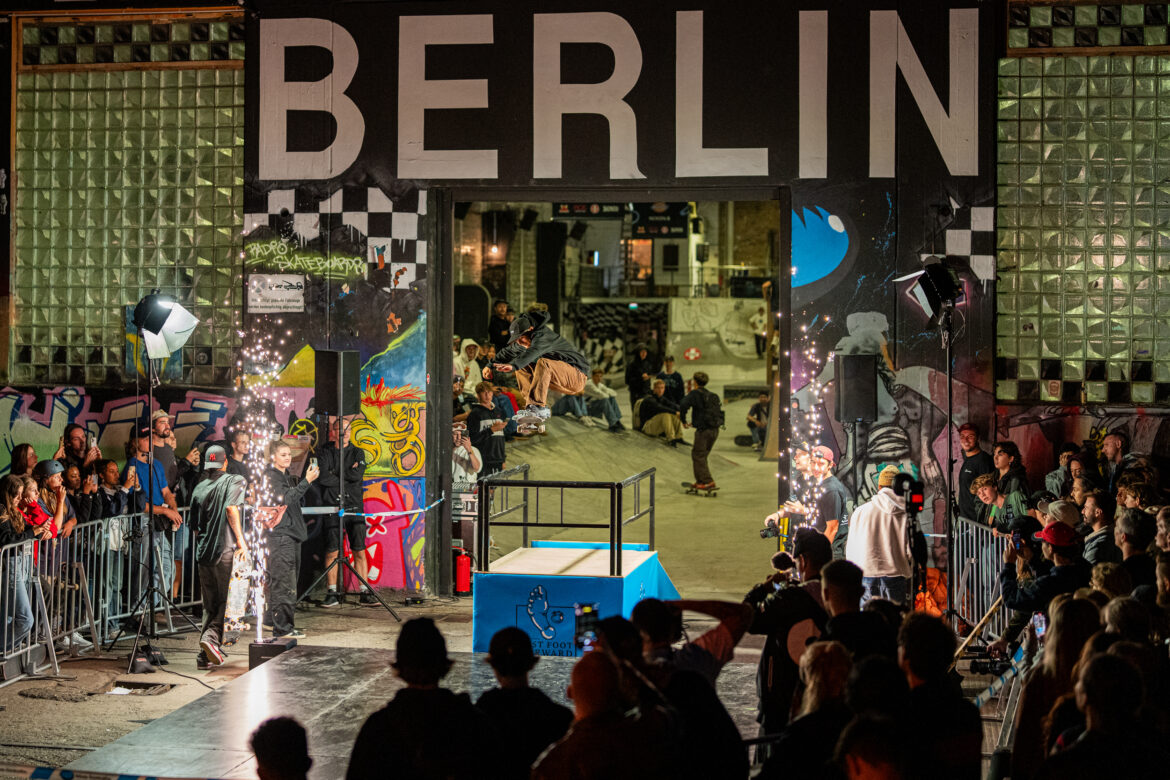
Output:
[760, 513, 788, 540]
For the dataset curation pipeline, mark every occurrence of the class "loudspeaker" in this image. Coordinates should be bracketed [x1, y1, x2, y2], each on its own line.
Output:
[315, 349, 360, 416]
[519, 208, 539, 230]
[834, 354, 878, 422]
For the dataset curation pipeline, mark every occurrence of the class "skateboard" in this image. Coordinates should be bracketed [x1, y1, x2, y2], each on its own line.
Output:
[734, 434, 754, 447]
[682, 481, 719, 497]
[512, 410, 546, 435]
[224, 550, 251, 633]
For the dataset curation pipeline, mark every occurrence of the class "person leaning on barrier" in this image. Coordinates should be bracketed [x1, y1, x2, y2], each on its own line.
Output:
[956, 422, 994, 521]
[62, 464, 101, 527]
[95, 458, 137, 518]
[34, 459, 76, 539]
[1, 475, 36, 651]
[1000, 521, 1090, 619]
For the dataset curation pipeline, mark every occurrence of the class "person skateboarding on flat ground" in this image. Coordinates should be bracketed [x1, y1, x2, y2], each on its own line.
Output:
[483, 310, 589, 432]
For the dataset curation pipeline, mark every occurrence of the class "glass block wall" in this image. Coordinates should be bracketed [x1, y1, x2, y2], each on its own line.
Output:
[996, 54, 1170, 406]
[12, 17, 244, 387]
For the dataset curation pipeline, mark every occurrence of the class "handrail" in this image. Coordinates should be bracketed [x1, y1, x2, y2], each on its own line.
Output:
[476, 466, 656, 577]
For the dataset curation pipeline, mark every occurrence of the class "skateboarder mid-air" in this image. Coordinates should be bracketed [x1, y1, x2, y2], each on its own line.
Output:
[482, 310, 589, 430]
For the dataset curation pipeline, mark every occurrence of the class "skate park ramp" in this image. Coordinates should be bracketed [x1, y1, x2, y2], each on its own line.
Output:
[496, 397, 780, 600]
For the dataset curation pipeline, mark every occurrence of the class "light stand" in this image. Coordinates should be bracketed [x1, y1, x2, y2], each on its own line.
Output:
[939, 301, 958, 627]
[106, 308, 201, 670]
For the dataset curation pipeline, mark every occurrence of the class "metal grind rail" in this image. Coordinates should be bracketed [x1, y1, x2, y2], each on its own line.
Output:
[476, 466, 656, 576]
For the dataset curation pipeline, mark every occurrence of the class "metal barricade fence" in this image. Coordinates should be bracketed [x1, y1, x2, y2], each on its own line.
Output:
[952, 515, 1009, 640]
[1, 508, 207, 685]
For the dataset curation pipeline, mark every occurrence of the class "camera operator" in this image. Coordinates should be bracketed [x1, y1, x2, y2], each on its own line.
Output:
[743, 527, 832, 739]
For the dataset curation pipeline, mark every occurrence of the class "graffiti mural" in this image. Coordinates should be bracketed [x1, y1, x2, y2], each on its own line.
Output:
[347, 477, 427, 591]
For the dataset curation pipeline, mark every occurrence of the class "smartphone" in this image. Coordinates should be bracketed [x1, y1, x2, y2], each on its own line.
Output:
[574, 602, 600, 653]
[310, 457, 318, 469]
[87, 432, 97, 449]
[1032, 612, 1048, 638]
[1011, 530, 1022, 549]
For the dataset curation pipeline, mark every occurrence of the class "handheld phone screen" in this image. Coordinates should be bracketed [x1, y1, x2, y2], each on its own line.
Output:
[574, 602, 600, 652]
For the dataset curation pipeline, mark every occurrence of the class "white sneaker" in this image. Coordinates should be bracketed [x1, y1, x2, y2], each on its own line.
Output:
[580, 416, 595, 427]
[69, 631, 93, 648]
[525, 405, 551, 420]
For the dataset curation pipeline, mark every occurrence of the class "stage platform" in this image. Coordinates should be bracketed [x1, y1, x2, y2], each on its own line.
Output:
[472, 541, 680, 656]
[65, 645, 760, 780]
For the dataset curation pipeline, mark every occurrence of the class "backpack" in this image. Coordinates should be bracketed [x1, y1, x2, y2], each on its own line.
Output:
[700, 388, 725, 429]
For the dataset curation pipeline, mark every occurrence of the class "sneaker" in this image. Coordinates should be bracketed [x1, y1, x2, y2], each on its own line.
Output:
[196, 654, 212, 671]
[279, 629, 306, 639]
[359, 592, 378, 606]
[68, 631, 93, 648]
[199, 638, 226, 665]
[321, 592, 340, 608]
[580, 416, 595, 427]
[524, 404, 551, 420]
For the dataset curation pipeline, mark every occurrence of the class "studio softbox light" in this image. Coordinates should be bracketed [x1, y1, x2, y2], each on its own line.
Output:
[133, 292, 199, 359]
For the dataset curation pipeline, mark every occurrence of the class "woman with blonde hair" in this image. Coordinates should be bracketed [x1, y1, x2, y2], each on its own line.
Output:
[1, 475, 36, 650]
[1011, 595, 1101, 779]
[761, 641, 853, 779]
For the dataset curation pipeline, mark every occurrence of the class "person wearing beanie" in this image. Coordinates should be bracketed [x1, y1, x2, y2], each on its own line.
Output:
[347, 618, 491, 780]
[844, 465, 914, 607]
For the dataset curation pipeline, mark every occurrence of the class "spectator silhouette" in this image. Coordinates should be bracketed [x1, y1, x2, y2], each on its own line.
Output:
[346, 618, 491, 780]
[531, 650, 670, 780]
[820, 560, 897, 661]
[631, 596, 751, 687]
[897, 613, 981, 780]
[744, 527, 832, 734]
[1116, 509, 1157, 587]
[845, 655, 910, 722]
[1011, 595, 1101, 780]
[834, 716, 907, 780]
[475, 627, 572, 780]
[251, 717, 311, 780]
[761, 641, 853, 779]
[594, 615, 746, 778]
[1035, 654, 1168, 779]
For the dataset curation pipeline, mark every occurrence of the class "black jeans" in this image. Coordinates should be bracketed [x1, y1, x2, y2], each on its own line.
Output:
[268, 535, 300, 636]
[198, 547, 234, 646]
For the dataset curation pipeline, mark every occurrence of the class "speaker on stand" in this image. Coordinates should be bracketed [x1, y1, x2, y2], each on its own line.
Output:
[834, 354, 879, 513]
[314, 350, 360, 416]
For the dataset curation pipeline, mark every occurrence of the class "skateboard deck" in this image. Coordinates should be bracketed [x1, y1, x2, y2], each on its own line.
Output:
[512, 410, 546, 434]
[224, 550, 251, 633]
[682, 481, 719, 497]
[734, 434, 754, 447]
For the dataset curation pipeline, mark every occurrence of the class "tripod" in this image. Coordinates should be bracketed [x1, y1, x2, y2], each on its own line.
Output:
[939, 302, 959, 627]
[297, 417, 401, 622]
[105, 349, 200, 671]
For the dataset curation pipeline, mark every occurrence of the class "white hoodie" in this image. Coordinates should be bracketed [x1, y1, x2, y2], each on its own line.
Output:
[844, 487, 912, 579]
[453, 338, 483, 382]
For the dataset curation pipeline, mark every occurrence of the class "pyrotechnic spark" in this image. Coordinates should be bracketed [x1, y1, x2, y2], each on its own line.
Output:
[787, 311, 829, 537]
[235, 325, 291, 642]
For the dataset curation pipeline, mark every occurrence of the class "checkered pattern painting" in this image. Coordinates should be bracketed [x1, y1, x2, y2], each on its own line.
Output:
[1008, 2, 1170, 51]
[919, 199, 996, 283]
[244, 186, 428, 290]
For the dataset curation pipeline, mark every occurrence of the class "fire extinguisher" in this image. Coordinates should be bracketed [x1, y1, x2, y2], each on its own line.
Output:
[455, 548, 473, 596]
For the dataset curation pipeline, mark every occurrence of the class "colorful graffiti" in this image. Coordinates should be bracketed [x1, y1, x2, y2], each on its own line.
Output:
[347, 477, 427, 591]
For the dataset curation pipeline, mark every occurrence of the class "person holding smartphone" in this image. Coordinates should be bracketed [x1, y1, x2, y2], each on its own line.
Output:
[55, 423, 102, 481]
[262, 440, 318, 639]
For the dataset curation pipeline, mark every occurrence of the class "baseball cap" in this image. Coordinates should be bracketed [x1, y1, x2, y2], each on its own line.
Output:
[1033, 521, 1080, 547]
[957, 422, 978, 435]
[151, 410, 173, 421]
[878, 465, 900, 488]
[203, 445, 227, 470]
[810, 445, 835, 464]
[1044, 499, 1081, 528]
[136, 425, 152, 439]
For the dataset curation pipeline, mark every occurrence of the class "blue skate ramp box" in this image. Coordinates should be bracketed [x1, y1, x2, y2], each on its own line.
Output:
[472, 541, 679, 657]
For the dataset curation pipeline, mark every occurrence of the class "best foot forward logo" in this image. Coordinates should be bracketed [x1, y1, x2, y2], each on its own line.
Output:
[515, 584, 577, 656]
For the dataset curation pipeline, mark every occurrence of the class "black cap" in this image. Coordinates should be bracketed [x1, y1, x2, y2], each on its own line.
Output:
[791, 526, 832, 564]
[507, 310, 549, 343]
[136, 425, 152, 439]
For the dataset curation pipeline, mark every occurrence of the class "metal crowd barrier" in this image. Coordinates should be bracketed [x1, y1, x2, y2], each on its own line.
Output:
[1, 508, 205, 687]
[476, 465, 657, 576]
[952, 515, 1010, 640]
